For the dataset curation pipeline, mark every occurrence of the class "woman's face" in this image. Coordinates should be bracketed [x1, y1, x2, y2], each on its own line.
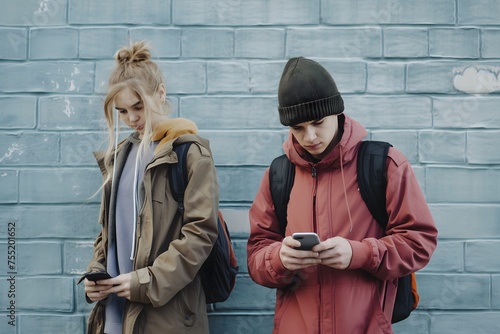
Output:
[289, 115, 340, 160]
[114, 85, 165, 138]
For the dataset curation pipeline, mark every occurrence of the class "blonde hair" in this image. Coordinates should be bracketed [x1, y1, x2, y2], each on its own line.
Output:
[102, 41, 170, 182]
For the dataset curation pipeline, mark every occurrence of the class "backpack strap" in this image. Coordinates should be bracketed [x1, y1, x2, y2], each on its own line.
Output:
[356, 141, 392, 229]
[169, 142, 192, 214]
[269, 154, 295, 235]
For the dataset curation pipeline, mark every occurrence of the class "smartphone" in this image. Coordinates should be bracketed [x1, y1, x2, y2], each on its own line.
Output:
[292, 232, 320, 250]
[85, 271, 112, 282]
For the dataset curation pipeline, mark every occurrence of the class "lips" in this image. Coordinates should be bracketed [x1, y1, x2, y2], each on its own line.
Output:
[306, 143, 321, 150]
[135, 124, 144, 131]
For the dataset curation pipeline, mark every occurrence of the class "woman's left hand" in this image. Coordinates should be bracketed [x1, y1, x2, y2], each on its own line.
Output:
[312, 236, 353, 270]
[97, 273, 132, 300]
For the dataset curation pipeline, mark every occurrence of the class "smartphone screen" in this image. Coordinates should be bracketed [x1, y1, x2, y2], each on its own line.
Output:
[85, 271, 112, 282]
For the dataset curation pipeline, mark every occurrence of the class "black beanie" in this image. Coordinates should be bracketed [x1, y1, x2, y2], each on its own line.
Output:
[278, 57, 344, 126]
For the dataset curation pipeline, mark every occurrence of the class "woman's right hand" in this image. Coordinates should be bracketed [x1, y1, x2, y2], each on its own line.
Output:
[83, 278, 113, 302]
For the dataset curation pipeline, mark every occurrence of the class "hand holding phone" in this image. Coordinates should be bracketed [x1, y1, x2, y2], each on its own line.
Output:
[292, 232, 320, 250]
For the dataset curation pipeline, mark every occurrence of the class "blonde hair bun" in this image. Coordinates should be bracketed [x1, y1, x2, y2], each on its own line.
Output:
[115, 41, 151, 65]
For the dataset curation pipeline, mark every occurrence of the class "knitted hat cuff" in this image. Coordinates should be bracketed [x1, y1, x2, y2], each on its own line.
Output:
[278, 94, 344, 126]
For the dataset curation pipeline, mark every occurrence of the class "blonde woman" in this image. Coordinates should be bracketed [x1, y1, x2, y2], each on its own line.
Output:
[81, 41, 218, 334]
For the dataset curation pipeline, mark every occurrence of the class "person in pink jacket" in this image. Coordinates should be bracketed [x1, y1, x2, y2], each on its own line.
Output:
[247, 57, 438, 334]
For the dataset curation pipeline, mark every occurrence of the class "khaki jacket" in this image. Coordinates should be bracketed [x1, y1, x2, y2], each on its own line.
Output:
[85, 121, 219, 334]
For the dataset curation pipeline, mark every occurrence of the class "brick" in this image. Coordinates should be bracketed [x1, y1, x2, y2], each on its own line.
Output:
[392, 313, 430, 334]
[384, 28, 428, 58]
[129, 28, 181, 58]
[430, 204, 500, 239]
[433, 97, 500, 128]
[0, 0, 67, 26]
[69, 0, 170, 25]
[429, 28, 480, 58]
[0, 205, 100, 239]
[160, 62, 207, 94]
[493, 275, 500, 309]
[217, 167, 266, 202]
[199, 130, 284, 166]
[209, 313, 274, 334]
[250, 61, 285, 93]
[0, 170, 18, 203]
[182, 29, 234, 58]
[422, 241, 464, 273]
[426, 167, 500, 203]
[232, 239, 248, 274]
[16, 277, 74, 311]
[61, 132, 108, 166]
[75, 277, 95, 313]
[29, 27, 78, 59]
[15, 242, 62, 275]
[431, 312, 500, 333]
[482, 29, 500, 58]
[371, 131, 418, 164]
[322, 0, 455, 24]
[19, 168, 101, 204]
[39, 95, 105, 130]
[452, 65, 500, 94]
[235, 29, 285, 59]
[419, 130, 466, 163]
[180, 97, 281, 129]
[287, 27, 382, 58]
[417, 273, 490, 310]
[220, 208, 250, 234]
[207, 62, 250, 93]
[407, 62, 456, 93]
[458, 0, 500, 24]
[0, 96, 36, 129]
[466, 241, 500, 272]
[367, 62, 405, 93]
[215, 275, 275, 311]
[251, 60, 366, 94]
[173, 0, 319, 25]
[94, 60, 114, 94]
[64, 241, 95, 275]
[344, 96, 432, 129]
[467, 131, 500, 164]
[79, 28, 129, 59]
[0, 28, 27, 59]
[19, 315, 84, 334]
[0, 132, 59, 165]
[0, 62, 94, 93]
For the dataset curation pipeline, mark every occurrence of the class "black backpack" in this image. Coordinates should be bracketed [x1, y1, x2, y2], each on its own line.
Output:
[269, 140, 418, 324]
[169, 142, 238, 304]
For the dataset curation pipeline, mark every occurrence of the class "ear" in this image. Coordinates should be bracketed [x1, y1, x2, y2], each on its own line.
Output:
[157, 84, 166, 102]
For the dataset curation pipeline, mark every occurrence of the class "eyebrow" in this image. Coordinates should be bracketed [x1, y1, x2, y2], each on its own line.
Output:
[115, 99, 142, 110]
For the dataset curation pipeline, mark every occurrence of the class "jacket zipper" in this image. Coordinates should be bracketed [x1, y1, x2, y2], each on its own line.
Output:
[311, 164, 322, 334]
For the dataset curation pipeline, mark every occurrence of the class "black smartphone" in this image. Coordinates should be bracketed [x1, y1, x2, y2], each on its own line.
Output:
[292, 232, 320, 250]
[85, 271, 112, 282]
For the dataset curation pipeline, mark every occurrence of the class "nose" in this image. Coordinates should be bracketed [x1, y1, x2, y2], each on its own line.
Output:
[128, 111, 140, 123]
[304, 126, 316, 142]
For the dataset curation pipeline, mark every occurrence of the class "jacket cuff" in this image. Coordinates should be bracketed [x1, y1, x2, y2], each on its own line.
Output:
[129, 268, 151, 304]
[267, 242, 295, 280]
[347, 240, 374, 271]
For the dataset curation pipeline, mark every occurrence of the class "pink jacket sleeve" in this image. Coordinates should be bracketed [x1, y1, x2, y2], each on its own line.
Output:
[247, 168, 297, 288]
[348, 149, 438, 280]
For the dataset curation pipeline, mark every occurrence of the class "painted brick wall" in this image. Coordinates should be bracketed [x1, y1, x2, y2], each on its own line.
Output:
[1, 1, 500, 333]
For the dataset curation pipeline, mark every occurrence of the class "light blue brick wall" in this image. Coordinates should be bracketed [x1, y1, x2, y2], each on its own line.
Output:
[1, 1, 499, 333]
